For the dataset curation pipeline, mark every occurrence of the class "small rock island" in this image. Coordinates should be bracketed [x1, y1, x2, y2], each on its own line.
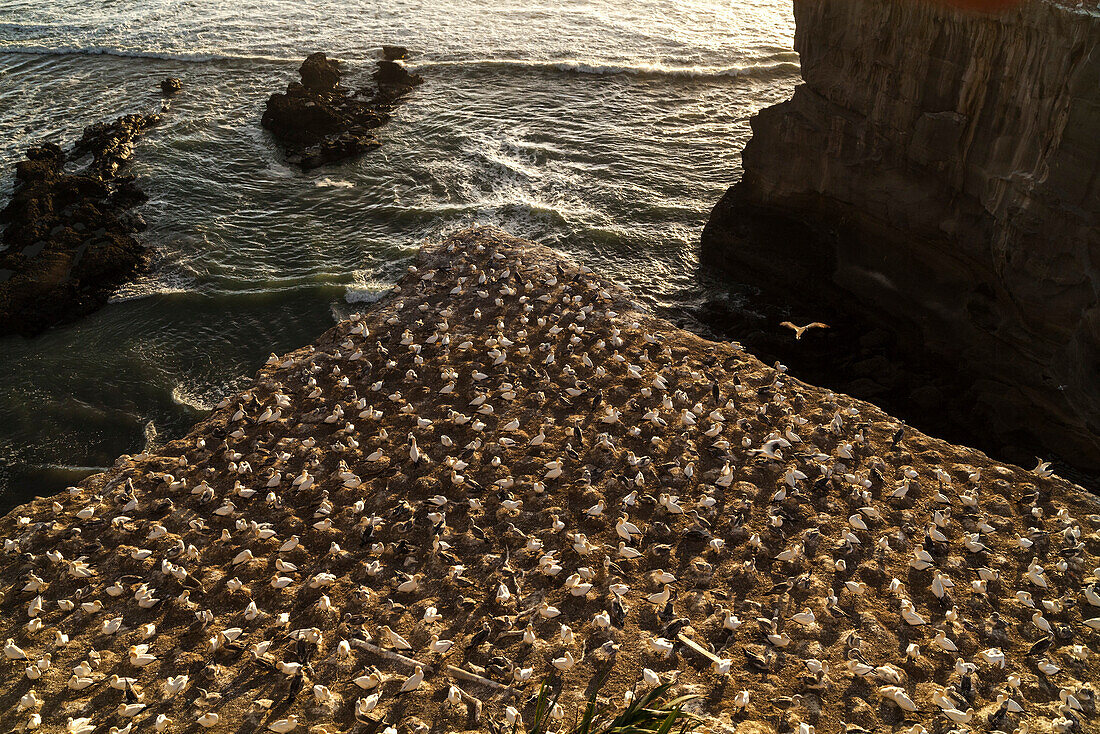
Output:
[262, 50, 423, 169]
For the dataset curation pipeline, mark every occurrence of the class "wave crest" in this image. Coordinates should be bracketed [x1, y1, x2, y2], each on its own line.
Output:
[413, 57, 800, 80]
[0, 44, 799, 80]
[0, 43, 292, 64]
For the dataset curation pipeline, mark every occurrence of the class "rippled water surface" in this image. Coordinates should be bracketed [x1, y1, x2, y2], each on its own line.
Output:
[0, 0, 797, 509]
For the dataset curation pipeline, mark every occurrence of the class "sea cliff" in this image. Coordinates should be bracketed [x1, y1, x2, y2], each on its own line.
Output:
[702, 0, 1100, 468]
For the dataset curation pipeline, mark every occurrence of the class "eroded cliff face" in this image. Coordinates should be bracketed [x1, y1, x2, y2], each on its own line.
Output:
[703, 0, 1100, 467]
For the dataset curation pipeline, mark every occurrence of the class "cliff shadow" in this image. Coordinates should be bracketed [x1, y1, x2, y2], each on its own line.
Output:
[693, 190, 1099, 492]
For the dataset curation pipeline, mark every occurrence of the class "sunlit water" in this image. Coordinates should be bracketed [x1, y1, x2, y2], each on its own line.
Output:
[0, 0, 797, 510]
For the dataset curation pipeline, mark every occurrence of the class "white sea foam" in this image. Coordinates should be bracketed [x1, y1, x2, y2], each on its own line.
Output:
[33, 463, 110, 475]
[170, 384, 215, 412]
[345, 268, 398, 304]
[314, 178, 356, 188]
[344, 288, 389, 304]
[108, 272, 195, 302]
[141, 419, 159, 452]
[110, 272, 363, 302]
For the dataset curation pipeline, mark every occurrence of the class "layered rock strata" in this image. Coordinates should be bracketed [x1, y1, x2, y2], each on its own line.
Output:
[262, 51, 423, 169]
[702, 0, 1100, 468]
[1, 228, 1098, 734]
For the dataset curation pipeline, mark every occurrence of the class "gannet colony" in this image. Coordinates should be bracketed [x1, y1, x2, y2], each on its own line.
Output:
[1, 228, 1098, 734]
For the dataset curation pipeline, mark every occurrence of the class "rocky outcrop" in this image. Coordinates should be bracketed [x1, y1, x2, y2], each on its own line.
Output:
[0, 111, 161, 337]
[702, 0, 1100, 469]
[262, 51, 423, 169]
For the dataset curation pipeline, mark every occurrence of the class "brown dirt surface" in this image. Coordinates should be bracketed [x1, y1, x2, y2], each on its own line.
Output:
[0, 227, 1098, 734]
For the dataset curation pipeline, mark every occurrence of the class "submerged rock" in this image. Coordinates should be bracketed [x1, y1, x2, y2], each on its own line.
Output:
[382, 45, 410, 61]
[160, 77, 182, 96]
[373, 59, 424, 100]
[701, 0, 1100, 469]
[0, 111, 161, 336]
[262, 51, 423, 169]
[0, 227, 1096, 733]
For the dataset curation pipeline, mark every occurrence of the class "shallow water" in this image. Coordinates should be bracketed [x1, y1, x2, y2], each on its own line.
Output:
[0, 1, 798, 510]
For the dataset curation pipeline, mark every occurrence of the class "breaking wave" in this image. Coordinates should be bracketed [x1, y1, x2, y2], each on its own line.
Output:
[0, 43, 292, 64]
[0, 43, 799, 81]
[412, 57, 800, 80]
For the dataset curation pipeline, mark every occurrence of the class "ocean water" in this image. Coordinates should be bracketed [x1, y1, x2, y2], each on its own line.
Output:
[0, 0, 798, 511]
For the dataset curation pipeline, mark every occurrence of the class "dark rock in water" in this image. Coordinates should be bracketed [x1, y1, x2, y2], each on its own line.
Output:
[73, 113, 160, 180]
[298, 52, 340, 92]
[117, 211, 147, 233]
[0, 110, 161, 336]
[382, 45, 410, 61]
[373, 60, 424, 100]
[160, 77, 182, 95]
[109, 178, 149, 210]
[262, 51, 423, 169]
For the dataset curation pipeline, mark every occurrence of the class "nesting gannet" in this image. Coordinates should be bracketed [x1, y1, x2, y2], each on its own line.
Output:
[0, 233, 1097, 733]
[400, 666, 425, 693]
